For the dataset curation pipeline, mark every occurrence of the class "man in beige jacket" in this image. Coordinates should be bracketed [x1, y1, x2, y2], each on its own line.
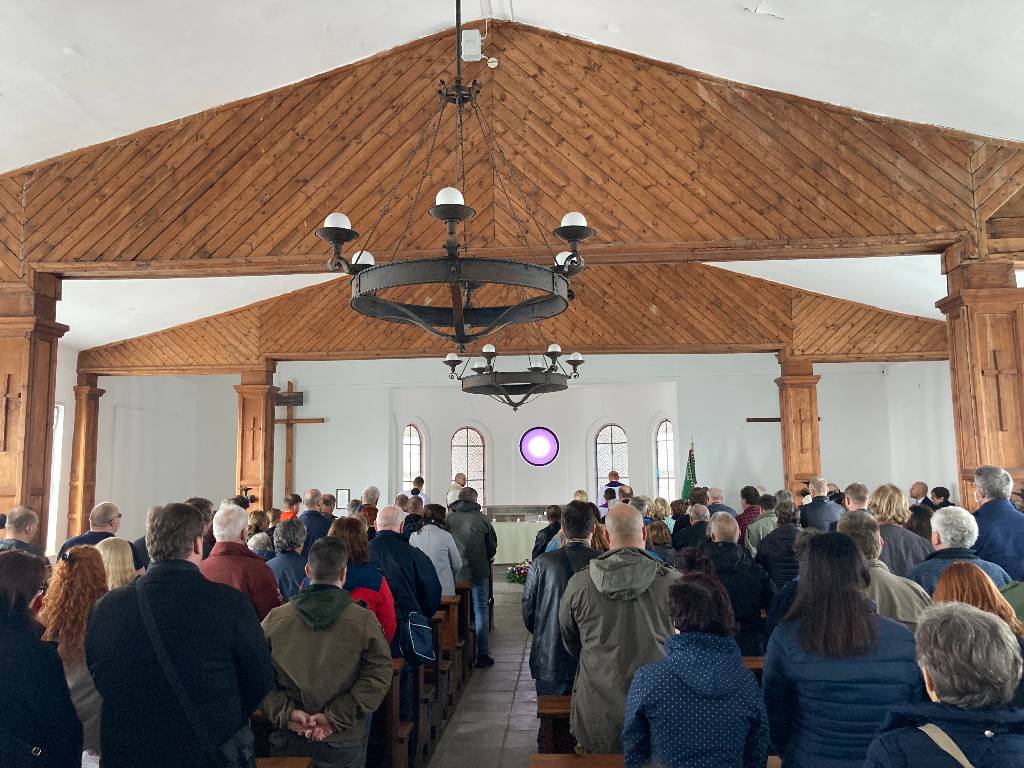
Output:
[261, 536, 392, 767]
[558, 503, 681, 754]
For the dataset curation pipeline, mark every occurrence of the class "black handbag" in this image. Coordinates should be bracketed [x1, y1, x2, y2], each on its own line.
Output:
[398, 610, 436, 666]
[135, 581, 256, 768]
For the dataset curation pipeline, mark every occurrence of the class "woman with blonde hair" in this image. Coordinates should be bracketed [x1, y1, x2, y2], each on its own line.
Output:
[246, 508, 270, 539]
[650, 497, 671, 528]
[39, 545, 109, 754]
[573, 489, 588, 503]
[95, 536, 138, 590]
[872, 483, 932, 578]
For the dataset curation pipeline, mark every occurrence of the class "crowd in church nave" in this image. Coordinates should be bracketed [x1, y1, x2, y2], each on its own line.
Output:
[3, 466, 1024, 768]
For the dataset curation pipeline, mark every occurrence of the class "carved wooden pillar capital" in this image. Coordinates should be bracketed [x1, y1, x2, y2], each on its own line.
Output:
[775, 353, 822, 494]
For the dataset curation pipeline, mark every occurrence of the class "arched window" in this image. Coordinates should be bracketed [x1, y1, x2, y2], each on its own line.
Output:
[595, 424, 629, 496]
[451, 427, 485, 504]
[402, 424, 423, 493]
[655, 419, 676, 499]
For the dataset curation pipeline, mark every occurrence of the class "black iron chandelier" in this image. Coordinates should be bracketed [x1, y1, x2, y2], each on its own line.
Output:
[313, 0, 596, 350]
[443, 343, 585, 411]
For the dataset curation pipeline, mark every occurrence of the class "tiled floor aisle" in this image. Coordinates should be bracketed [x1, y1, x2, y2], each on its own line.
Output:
[429, 579, 536, 768]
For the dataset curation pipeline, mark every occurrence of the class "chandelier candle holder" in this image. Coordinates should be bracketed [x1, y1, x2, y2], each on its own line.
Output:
[313, 0, 597, 349]
[443, 344, 585, 411]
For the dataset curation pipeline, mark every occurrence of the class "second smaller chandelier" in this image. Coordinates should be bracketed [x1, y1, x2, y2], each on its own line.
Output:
[443, 343, 585, 411]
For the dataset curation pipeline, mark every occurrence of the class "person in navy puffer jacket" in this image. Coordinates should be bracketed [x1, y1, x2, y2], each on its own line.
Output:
[865, 602, 1024, 767]
[762, 533, 922, 768]
[623, 573, 768, 768]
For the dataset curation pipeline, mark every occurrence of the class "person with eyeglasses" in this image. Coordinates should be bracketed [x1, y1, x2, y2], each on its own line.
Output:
[58, 502, 146, 571]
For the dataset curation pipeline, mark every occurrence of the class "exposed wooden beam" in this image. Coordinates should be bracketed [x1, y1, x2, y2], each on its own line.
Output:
[33, 232, 964, 280]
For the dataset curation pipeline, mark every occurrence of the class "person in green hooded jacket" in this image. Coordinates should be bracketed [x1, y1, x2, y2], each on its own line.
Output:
[261, 536, 392, 767]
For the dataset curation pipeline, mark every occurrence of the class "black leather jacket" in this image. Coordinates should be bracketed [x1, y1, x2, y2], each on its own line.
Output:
[531, 522, 561, 560]
[522, 542, 600, 686]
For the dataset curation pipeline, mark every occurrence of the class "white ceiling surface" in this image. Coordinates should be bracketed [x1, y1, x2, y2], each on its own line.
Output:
[57, 273, 337, 350]
[715, 255, 948, 320]
[58, 256, 960, 351]
[3, 0, 1024, 173]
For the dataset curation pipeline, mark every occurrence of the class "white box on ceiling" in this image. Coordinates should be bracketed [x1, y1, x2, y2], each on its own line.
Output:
[461, 29, 482, 61]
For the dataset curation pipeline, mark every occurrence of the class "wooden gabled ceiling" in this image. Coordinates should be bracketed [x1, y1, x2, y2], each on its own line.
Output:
[76, 262, 948, 376]
[3, 22, 1024, 287]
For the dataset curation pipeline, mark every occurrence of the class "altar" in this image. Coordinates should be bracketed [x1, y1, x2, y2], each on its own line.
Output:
[486, 505, 549, 564]
[492, 520, 548, 564]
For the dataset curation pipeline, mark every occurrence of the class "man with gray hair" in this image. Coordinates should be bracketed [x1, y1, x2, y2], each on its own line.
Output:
[267, 518, 309, 600]
[838, 510, 931, 631]
[59, 500, 145, 569]
[85, 502, 275, 766]
[704, 511, 775, 654]
[910, 506, 1012, 594]
[448, 486, 498, 667]
[0, 505, 44, 557]
[972, 464, 1024, 580]
[200, 502, 282, 619]
[801, 476, 844, 531]
[865, 602, 1024, 765]
[299, 488, 330, 558]
[707, 487, 737, 517]
[559, 503, 681, 753]
[673, 503, 711, 550]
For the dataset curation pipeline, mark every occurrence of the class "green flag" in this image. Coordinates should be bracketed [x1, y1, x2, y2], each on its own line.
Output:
[681, 440, 696, 500]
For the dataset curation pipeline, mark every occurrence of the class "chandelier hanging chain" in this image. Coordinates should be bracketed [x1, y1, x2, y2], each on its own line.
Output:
[471, 99, 557, 261]
[387, 103, 447, 262]
[360, 100, 447, 261]
[471, 99, 531, 250]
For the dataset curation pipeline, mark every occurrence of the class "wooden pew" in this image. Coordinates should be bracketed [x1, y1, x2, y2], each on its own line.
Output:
[536, 695, 574, 754]
[455, 581, 476, 678]
[440, 595, 463, 704]
[256, 760, 312, 768]
[367, 659, 414, 768]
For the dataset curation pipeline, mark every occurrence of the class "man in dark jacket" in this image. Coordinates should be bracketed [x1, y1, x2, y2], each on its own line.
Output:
[298, 488, 331, 557]
[267, 519, 309, 601]
[0, 505, 45, 557]
[369, 506, 442, 723]
[447, 487, 498, 668]
[401, 495, 424, 538]
[972, 465, 1024, 580]
[705, 512, 776, 655]
[911, 505, 1011, 594]
[754, 502, 802, 589]
[800, 477, 844, 531]
[673, 503, 710, 550]
[85, 502, 275, 768]
[531, 505, 562, 560]
[523, 502, 600, 748]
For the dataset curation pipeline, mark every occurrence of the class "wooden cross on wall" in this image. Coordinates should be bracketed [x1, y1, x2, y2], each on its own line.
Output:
[747, 413, 821, 453]
[981, 349, 1018, 433]
[273, 381, 325, 497]
[0, 373, 21, 453]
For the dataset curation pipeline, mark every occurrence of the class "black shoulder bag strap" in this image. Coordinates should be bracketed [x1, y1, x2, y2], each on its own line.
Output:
[135, 580, 219, 765]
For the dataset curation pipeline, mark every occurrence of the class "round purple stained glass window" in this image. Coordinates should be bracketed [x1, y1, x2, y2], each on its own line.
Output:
[520, 427, 559, 466]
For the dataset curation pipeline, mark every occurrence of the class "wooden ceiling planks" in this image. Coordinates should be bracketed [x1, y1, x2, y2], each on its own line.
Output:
[0, 22, 1019, 281]
[76, 262, 946, 376]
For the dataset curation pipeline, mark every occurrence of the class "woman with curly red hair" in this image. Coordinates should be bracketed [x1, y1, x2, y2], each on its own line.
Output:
[39, 545, 108, 755]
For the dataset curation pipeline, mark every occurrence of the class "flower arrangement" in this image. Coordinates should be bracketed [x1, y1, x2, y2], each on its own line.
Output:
[506, 559, 531, 584]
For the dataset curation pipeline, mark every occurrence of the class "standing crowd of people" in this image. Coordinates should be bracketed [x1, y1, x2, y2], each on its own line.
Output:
[0, 475, 497, 768]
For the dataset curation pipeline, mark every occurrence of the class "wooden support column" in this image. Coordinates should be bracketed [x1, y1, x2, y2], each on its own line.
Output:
[938, 260, 1024, 503]
[67, 373, 105, 536]
[235, 367, 277, 511]
[775, 355, 822, 494]
[0, 276, 67, 544]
